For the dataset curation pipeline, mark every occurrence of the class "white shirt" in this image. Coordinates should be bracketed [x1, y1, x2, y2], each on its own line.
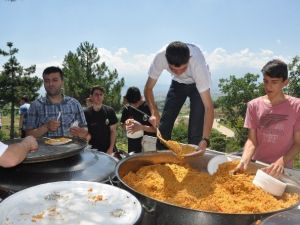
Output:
[0, 141, 8, 157]
[148, 43, 211, 93]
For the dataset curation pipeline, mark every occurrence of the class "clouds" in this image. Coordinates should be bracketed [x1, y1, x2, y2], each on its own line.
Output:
[97, 46, 287, 81]
[205, 47, 286, 75]
[31, 46, 289, 94]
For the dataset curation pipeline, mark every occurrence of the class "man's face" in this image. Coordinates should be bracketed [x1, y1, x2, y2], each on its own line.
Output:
[263, 75, 288, 98]
[90, 89, 104, 105]
[43, 72, 63, 97]
[168, 63, 188, 75]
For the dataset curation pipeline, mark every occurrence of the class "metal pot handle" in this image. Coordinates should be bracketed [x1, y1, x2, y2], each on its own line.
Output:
[107, 176, 121, 186]
[142, 202, 156, 215]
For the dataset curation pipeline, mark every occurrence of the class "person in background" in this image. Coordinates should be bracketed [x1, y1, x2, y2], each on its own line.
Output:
[0, 136, 38, 167]
[234, 59, 300, 178]
[19, 95, 30, 138]
[144, 41, 214, 153]
[84, 86, 118, 154]
[25, 66, 89, 140]
[121, 86, 156, 153]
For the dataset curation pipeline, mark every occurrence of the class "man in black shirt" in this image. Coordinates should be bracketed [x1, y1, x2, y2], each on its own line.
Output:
[121, 87, 156, 153]
[84, 86, 118, 154]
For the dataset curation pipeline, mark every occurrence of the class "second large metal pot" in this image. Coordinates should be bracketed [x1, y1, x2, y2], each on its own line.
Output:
[115, 150, 300, 225]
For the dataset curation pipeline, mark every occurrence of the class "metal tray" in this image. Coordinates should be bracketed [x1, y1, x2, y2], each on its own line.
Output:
[3, 137, 87, 163]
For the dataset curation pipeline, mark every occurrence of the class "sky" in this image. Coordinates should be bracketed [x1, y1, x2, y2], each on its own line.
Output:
[1, 0, 300, 96]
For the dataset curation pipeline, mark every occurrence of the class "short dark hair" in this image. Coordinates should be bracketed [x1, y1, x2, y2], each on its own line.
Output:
[165, 41, 190, 67]
[90, 85, 105, 95]
[42, 66, 64, 80]
[261, 59, 288, 81]
[21, 95, 29, 102]
[124, 86, 141, 104]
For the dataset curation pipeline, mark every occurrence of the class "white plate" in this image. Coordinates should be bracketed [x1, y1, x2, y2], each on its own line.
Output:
[0, 181, 142, 225]
[207, 155, 232, 175]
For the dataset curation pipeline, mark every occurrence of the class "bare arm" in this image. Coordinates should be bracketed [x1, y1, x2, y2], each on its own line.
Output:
[107, 124, 117, 155]
[144, 77, 160, 127]
[0, 136, 38, 168]
[198, 89, 214, 150]
[235, 129, 257, 172]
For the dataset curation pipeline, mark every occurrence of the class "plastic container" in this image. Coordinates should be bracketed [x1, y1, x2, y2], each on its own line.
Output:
[126, 129, 144, 139]
[253, 169, 287, 196]
[207, 155, 231, 175]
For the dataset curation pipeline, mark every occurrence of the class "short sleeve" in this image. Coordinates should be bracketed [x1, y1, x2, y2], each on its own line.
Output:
[148, 51, 168, 80]
[244, 101, 258, 129]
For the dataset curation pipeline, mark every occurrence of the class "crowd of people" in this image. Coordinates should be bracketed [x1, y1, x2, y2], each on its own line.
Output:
[0, 41, 299, 179]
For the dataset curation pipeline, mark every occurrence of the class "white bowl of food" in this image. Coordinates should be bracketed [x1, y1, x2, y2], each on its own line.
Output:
[126, 129, 144, 139]
[207, 155, 232, 175]
[253, 169, 287, 196]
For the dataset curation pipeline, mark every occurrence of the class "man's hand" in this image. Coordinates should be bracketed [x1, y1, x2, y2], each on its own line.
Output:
[198, 140, 207, 153]
[149, 111, 161, 128]
[233, 160, 248, 174]
[70, 127, 90, 140]
[46, 120, 60, 132]
[126, 119, 143, 134]
[262, 157, 285, 178]
[22, 136, 38, 152]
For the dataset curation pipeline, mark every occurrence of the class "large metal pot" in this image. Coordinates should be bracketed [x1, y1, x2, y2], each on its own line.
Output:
[115, 150, 300, 225]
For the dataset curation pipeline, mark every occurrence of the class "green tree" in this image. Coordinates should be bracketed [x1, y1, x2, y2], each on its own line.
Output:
[216, 73, 264, 145]
[0, 42, 42, 138]
[287, 56, 300, 97]
[62, 42, 125, 110]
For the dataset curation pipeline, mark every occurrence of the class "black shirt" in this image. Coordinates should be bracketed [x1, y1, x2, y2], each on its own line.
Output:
[84, 105, 118, 152]
[120, 101, 155, 153]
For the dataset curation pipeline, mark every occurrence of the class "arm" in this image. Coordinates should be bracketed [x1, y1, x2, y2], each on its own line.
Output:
[0, 136, 38, 168]
[144, 77, 160, 127]
[265, 130, 300, 177]
[198, 89, 214, 151]
[234, 129, 257, 172]
[126, 119, 156, 134]
[107, 124, 117, 155]
[26, 120, 60, 138]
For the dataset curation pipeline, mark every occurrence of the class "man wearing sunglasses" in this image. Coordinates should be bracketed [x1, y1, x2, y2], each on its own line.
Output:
[144, 41, 214, 153]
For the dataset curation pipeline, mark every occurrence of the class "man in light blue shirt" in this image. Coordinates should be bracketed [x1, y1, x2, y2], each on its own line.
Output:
[26, 66, 89, 140]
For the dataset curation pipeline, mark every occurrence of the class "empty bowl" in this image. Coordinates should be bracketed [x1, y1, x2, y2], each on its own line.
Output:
[253, 169, 287, 196]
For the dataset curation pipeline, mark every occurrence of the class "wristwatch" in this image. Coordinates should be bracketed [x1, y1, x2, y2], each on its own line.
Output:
[201, 137, 210, 147]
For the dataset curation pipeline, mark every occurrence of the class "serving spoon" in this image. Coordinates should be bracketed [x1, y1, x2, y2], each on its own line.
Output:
[156, 128, 204, 158]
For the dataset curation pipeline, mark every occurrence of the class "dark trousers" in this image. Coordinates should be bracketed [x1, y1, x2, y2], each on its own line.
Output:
[158, 80, 204, 149]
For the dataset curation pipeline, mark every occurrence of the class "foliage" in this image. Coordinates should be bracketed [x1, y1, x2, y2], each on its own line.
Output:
[62, 42, 125, 110]
[216, 73, 264, 145]
[172, 118, 189, 143]
[287, 56, 300, 98]
[0, 42, 42, 138]
[116, 122, 128, 151]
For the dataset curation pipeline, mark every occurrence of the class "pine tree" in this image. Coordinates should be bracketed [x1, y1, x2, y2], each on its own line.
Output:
[62, 41, 124, 110]
[0, 42, 42, 138]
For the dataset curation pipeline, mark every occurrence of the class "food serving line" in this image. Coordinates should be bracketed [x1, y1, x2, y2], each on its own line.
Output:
[0, 137, 300, 225]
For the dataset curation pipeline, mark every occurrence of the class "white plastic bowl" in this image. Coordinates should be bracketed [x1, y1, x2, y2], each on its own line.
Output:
[126, 129, 144, 139]
[207, 155, 232, 175]
[253, 169, 287, 196]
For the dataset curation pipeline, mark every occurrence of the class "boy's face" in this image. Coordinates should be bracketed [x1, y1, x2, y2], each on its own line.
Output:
[263, 74, 288, 98]
[169, 63, 188, 75]
[90, 89, 104, 105]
